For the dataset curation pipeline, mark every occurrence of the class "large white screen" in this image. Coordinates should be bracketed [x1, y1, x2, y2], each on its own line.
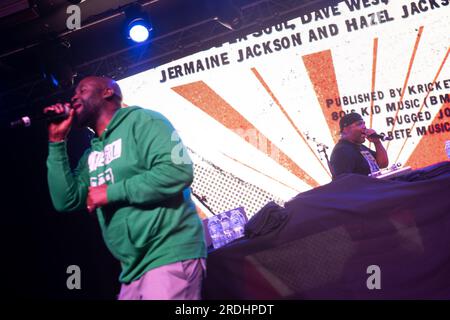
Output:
[118, 0, 450, 204]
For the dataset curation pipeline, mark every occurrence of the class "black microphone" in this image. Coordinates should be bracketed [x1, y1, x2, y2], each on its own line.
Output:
[368, 133, 393, 141]
[10, 105, 71, 128]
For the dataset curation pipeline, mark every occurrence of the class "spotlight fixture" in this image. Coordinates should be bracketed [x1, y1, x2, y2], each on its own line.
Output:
[208, 0, 242, 31]
[124, 3, 152, 43]
[128, 18, 150, 43]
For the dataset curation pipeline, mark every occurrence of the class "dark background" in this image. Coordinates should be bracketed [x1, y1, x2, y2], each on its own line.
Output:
[1, 122, 121, 299]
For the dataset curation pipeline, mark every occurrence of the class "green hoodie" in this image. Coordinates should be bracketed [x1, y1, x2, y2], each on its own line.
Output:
[47, 106, 206, 283]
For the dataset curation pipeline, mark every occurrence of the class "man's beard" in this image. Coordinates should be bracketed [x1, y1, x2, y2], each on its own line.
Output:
[73, 101, 94, 129]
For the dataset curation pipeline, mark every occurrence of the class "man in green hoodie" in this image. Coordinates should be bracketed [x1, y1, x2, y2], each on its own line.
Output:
[45, 76, 207, 299]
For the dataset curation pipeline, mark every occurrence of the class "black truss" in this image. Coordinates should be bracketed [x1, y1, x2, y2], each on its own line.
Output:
[0, 0, 337, 115]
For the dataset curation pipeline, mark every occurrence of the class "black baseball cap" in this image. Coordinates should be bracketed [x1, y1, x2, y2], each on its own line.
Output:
[339, 112, 363, 132]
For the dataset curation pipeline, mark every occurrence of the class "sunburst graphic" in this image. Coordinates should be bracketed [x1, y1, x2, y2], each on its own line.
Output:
[170, 44, 449, 197]
[118, 0, 450, 208]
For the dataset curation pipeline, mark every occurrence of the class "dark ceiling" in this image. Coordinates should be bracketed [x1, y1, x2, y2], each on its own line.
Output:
[0, 0, 336, 119]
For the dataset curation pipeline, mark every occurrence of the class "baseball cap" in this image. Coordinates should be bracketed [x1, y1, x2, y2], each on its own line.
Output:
[339, 112, 363, 132]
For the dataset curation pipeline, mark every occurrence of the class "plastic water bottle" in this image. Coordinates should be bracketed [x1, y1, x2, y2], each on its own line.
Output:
[208, 216, 226, 249]
[220, 214, 235, 244]
[230, 210, 246, 239]
[445, 140, 450, 159]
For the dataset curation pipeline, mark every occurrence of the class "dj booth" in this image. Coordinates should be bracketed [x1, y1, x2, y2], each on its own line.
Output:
[202, 162, 450, 299]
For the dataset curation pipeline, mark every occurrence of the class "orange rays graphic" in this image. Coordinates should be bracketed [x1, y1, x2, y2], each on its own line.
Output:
[302, 49, 341, 143]
[368, 38, 379, 150]
[387, 26, 424, 150]
[395, 46, 450, 165]
[172, 81, 319, 188]
[370, 38, 379, 130]
[405, 99, 450, 169]
[251, 67, 331, 177]
[220, 152, 302, 193]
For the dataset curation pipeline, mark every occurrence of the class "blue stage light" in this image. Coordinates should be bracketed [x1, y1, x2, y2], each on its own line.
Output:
[128, 18, 151, 43]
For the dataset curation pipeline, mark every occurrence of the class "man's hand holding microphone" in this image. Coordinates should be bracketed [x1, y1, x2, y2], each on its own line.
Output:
[44, 103, 74, 143]
[45, 102, 108, 213]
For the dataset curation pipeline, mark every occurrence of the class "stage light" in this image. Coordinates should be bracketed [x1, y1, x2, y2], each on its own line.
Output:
[125, 3, 152, 43]
[215, 8, 242, 30]
[208, 0, 243, 31]
[128, 18, 150, 43]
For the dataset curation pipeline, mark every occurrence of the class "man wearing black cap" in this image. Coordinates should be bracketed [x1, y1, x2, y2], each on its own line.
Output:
[330, 112, 388, 179]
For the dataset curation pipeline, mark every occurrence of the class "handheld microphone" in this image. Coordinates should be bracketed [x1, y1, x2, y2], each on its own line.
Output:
[368, 133, 393, 141]
[10, 104, 71, 128]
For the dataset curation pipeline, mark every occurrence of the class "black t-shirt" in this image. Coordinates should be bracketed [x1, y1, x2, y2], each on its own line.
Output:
[330, 139, 380, 179]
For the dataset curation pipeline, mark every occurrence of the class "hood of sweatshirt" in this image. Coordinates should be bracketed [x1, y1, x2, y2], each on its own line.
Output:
[96, 106, 141, 141]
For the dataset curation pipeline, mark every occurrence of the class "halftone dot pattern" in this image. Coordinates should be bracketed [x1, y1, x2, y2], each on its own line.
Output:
[188, 148, 285, 219]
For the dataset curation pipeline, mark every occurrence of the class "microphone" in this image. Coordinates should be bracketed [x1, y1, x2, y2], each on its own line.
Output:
[10, 104, 71, 128]
[368, 133, 393, 141]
